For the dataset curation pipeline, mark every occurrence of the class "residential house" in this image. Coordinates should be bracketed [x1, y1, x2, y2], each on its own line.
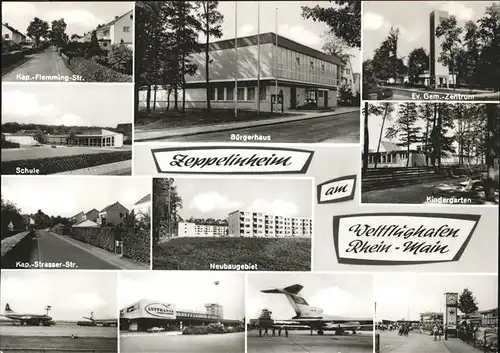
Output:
[70, 212, 85, 224]
[79, 10, 133, 50]
[341, 57, 359, 96]
[98, 202, 129, 226]
[130, 194, 151, 221]
[52, 223, 65, 235]
[72, 220, 99, 228]
[2, 23, 26, 44]
[85, 209, 100, 223]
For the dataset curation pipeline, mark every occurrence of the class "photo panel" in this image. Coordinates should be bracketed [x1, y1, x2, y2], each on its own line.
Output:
[1, 176, 151, 270]
[135, 1, 362, 143]
[1, 83, 133, 176]
[362, 1, 500, 101]
[152, 176, 313, 271]
[374, 273, 498, 353]
[246, 272, 374, 353]
[1, 1, 133, 83]
[0, 270, 119, 353]
[119, 271, 245, 353]
[361, 102, 499, 205]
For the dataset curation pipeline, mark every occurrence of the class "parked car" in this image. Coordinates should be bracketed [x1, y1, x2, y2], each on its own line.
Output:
[363, 83, 393, 100]
[147, 327, 165, 333]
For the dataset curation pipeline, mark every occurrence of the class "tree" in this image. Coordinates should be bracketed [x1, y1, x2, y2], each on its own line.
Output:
[370, 103, 395, 168]
[26, 17, 49, 47]
[152, 178, 183, 247]
[362, 102, 369, 171]
[462, 21, 480, 85]
[198, 1, 223, 112]
[385, 103, 421, 167]
[417, 103, 435, 166]
[484, 103, 499, 202]
[477, 3, 500, 91]
[34, 129, 45, 144]
[407, 47, 429, 84]
[302, 0, 361, 48]
[50, 19, 68, 47]
[372, 27, 406, 81]
[458, 288, 479, 318]
[435, 16, 463, 90]
[321, 30, 350, 57]
[338, 83, 353, 105]
[1, 197, 25, 239]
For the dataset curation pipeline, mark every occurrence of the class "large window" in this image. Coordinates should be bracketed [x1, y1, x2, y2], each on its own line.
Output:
[259, 86, 267, 101]
[247, 87, 255, 101]
[209, 88, 216, 101]
[217, 87, 224, 101]
[237, 87, 245, 101]
[227, 87, 234, 100]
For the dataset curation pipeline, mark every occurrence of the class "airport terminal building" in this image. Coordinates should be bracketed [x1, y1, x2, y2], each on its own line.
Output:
[139, 32, 343, 111]
[120, 299, 239, 332]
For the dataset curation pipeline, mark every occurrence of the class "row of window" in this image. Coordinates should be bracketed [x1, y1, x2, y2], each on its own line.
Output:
[210, 86, 267, 102]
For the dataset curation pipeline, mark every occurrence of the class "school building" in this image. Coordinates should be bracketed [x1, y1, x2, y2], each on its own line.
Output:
[139, 32, 343, 111]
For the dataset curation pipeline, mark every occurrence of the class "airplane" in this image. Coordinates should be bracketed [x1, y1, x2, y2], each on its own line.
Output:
[78, 311, 117, 327]
[3, 303, 55, 326]
[257, 284, 373, 336]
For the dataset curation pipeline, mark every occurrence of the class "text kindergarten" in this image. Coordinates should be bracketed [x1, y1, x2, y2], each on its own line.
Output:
[151, 147, 314, 174]
[333, 213, 481, 265]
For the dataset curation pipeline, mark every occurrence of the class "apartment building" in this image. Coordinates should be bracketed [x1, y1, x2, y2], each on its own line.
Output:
[227, 210, 312, 238]
[177, 222, 228, 237]
[79, 10, 133, 50]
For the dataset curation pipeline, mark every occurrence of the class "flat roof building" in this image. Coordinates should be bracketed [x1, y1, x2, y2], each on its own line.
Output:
[227, 210, 312, 238]
[177, 222, 229, 237]
[44, 128, 124, 148]
[140, 32, 343, 111]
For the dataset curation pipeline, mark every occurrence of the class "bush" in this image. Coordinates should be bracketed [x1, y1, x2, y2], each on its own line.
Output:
[1, 230, 34, 268]
[182, 323, 227, 335]
[122, 227, 150, 264]
[67, 57, 132, 82]
[107, 44, 133, 75]
[1, 150, 132, 175]
[91, 55, 109, 66]
[70, 227, 117, 252]
[62, 42, 90, 58]
[1, 139, 20, 149]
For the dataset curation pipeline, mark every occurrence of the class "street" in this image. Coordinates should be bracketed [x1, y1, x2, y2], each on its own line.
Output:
[378, 331, 485, 353]
[32, 230, 121, 270]
[2, 47, 74, 82]
[156, 110, 360, 143]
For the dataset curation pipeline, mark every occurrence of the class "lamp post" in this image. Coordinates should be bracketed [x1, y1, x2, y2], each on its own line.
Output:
[214, 281, 220, 323]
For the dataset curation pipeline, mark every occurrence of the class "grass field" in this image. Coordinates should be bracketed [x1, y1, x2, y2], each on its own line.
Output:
[153, 237, 311, 271]
[1, 146, 131, 162]
[0, 335, 117, 352]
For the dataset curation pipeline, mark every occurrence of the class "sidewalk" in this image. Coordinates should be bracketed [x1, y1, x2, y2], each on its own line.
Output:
[49, 231, 149, 270]
[134, 107, 360, 141]
[443, 338, 485, 353]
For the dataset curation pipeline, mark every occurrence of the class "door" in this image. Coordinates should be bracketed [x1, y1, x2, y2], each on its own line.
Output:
[324, 90, 328, 107]
[290, 87, 297, 108]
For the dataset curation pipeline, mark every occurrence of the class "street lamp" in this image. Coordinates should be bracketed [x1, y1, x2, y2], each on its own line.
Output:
[214, 281, 220, 323]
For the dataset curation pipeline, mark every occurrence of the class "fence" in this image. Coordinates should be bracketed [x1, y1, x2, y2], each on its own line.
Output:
[458, 328, 498, 352]
[362, 165, 488, 192]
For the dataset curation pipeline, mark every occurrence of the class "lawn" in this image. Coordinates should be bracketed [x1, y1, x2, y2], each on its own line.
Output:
[1, 146, 130, 162]
[135, 109, 299, 130]
[0, 335, 117, 352]
[153, 237, 311, 271]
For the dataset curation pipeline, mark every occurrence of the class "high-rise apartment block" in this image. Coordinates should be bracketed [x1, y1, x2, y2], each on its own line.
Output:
[227, 210, 312, 237]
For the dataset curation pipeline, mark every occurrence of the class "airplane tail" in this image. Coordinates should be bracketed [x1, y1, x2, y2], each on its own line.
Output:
[5, 303, 14, 313]
[261, 284, 323, 319]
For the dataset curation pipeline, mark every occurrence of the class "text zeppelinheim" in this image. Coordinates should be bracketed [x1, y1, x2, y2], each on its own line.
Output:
[169, 153, 292, 168]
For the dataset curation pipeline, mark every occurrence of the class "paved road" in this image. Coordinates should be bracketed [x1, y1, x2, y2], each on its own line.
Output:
[120, 331, 245, 353]
[248, 330, 373, 353]
[3, 48, 75, 82]
[0, 324, 117, 337]
[159, 110, 360, 143]
[378, 331, 484, 353]
[33, 231, 120, 270]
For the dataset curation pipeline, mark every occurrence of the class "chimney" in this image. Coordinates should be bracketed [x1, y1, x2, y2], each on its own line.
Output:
[115, 16, 119, 19]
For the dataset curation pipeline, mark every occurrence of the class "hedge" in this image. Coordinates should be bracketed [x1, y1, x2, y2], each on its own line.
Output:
[67, 56, 132, 82]
[183, 323, 228, 335]
[70, 227, 116, 252]
[122, 227, 150, 265]
[1, 230, 34, 268]
[1, 150, 132, 175]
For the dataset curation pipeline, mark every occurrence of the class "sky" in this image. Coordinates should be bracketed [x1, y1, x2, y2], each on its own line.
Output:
[119, 271, 245, 320]
[171, 177, 313, 220]
[246, 273, 374, 320]
[364, 102, 477, 151]
[1, 271, 117, 321]
[1, 84, 133, 127]
[363, 1, 496, 62]
[200, 1, 361, 72]
[374, 274, 498, 321]
[1, 176, 151, 217]
[1, 1, 133, 38]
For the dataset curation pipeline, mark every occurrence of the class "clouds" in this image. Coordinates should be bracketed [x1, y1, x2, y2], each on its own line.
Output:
[45, 9, 102, 28]
[189, 191, 242, 213]
[2, 90, 58, 119]
[238, 24, 255, 37]
[278, 24, 322, 48]
[437, 1, 475, 21]
[364, 12, 386, 31]
[248, 199, 299, 217]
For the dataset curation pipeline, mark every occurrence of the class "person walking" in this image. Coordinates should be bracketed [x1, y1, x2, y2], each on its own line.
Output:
[438, 325, 443, 340]
[285, 328, 288, 337]
[264, 328, 269, 336]
[272, 328, 276, 337]
[433, 324, 438, 341]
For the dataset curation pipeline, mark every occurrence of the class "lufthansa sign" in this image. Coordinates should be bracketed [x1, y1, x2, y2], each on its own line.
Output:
[144, 303, 176, 320]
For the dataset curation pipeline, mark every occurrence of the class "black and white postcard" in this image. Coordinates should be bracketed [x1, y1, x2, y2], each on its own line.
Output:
[2, 1, 133, 83]
[119, 271, 245, 353]
[135, 1, 361, 143]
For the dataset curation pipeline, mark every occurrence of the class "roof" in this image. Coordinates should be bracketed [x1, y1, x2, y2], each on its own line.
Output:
[134, 194, 151, 205]
[72, 220, 99, 228]
[86, 208, 99, 215]
[71, 211, 84, 219]
[204, 32, 343, 66]
[2, 23, 25, 38]
[99, 10, 133, 30]
[100, 201, 128, 213]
